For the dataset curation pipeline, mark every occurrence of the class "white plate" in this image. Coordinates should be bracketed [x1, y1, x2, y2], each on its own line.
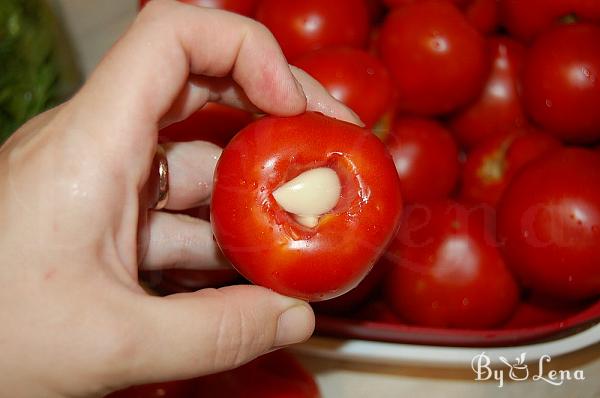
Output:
[293, 322, 600, 368]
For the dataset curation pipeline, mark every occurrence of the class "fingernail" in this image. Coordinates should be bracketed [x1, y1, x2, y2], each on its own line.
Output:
[274, 304, 314, 347]
[346, 106, 365, 127]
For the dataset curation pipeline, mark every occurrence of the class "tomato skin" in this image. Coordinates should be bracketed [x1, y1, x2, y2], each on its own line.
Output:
[382, 0, 412, 6]
[159, 103, 254, 148]
[379, 0, 488, 116]
[384, 117, 460, 204]
[502, 294, 583, 328]
[384, 200, 520, 328]
[365, 0, 387, 24]
[293, 47, 394, 128]
[460, 128, 561, 207]
[497, 148, 600, 301]
[383, 0, 499, 34]
[139, 0, 259, 16]
[383, 0, 470, 8]
[500, 0, 566, 42]
[463, 0, 500, 35]
[255, 0, 370, 61]
[195, 351, 320, 398]
[500, 0, 600, 42]
[211, 112, 403, 301]
[106, 351, 318, 398]
[312, 260, 389, 314]
[450, 37, 526, 150]
[355, 299, 404, 323]
[522, 23, 600, 143]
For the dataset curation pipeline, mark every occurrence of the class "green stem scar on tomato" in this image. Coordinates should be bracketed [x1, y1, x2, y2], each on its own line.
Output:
[211, 112, 403, 301]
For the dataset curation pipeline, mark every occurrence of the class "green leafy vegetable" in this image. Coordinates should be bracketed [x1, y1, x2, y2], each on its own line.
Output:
[0, 0, 80, 143]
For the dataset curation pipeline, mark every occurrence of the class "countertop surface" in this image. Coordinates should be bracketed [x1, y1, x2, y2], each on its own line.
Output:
[55, 1, 600, 396]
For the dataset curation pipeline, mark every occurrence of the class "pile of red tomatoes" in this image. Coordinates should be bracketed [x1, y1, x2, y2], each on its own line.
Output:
[140, 0, 600, 332]
[122, 0, 600, 396]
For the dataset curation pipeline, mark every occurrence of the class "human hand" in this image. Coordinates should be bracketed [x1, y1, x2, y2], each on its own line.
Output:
[0, 1, 360, 396]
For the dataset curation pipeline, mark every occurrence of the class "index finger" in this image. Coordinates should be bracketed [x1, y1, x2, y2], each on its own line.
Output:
[66, 0, 307, 182]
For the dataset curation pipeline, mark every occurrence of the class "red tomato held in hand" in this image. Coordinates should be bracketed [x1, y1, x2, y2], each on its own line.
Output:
[384, 200, 520, 329]
[498, 148, 600, 301]
[450, 37, 527, 150]
[312, 260, 389, 314]
[379, 0, 488, 116]
[159, 103, 254, 148]
[460, 128, 561, 207]
[522, 23, 600, 143]
[139, 0, 259, 16]
[211, 112, 403, 301]
[500, 0, 600, 42]
[384, 117, 460, 203]
[255, 0, 370, 61]
[293, 47, 394, 128]
[195, 350, 320, 398]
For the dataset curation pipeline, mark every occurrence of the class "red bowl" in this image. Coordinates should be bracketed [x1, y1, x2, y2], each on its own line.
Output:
[142, 272, 600, 348]
[313, 295, 600, 347]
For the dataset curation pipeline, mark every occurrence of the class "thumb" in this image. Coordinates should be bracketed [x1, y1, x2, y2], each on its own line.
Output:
[122, 286, 314, 386]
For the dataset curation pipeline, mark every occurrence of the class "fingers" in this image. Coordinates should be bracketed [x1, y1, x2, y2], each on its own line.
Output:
[160, 141, 221, 210]
[67, 0, 306, 183]
[142, 141, 220, 272]
[53, 0, 364, 192]
[142, 211, 229, 271]
[126, 286, 314, 385]
[291, 66, 364, 127]
[160, 67, 364, 129]
[159, 76, 259, 129]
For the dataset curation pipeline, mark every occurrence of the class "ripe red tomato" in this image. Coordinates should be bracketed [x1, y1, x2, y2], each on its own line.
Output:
[497, 148, 600, 301]
[463, 0, 500, 34]
[105, 379, 196, 398]
[293, 47, 394, 129]
[502, 294, 583, 329]
[500, 0, 600, 42]
[522, 23, 600, 143]
[312, 260, 389, 314]
[379, 0, 488, 115]
[384, 200, 520, 329]
[159, 103, 254, 148]
[450, 37, 527, 150]
[384, 117, 460, 204]
[383, 0, 499, 34]
[355, 300, 404, 323]
[105, 351, 318, 398]
[211, 112, 403, 301]
[383, 0, 470, 8]
[460, 128, 561, 207]
[139, 0, 259, 16]
[255, 0, 370, 61]
[195, 351, 320, 398]
[365, 0, 387, 24]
